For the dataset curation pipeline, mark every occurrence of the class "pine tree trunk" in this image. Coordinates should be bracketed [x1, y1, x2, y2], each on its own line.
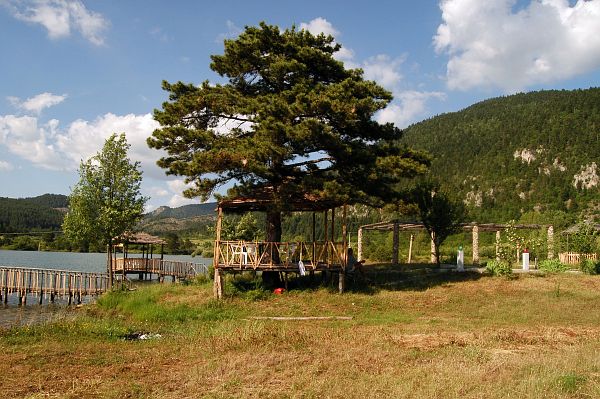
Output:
[263, 210, 282, 287]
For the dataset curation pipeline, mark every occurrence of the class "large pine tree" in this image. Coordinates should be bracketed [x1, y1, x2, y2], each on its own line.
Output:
[148, 22, 428, 241]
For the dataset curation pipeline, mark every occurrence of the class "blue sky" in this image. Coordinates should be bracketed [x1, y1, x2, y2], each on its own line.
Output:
[0, 0, 599, 210]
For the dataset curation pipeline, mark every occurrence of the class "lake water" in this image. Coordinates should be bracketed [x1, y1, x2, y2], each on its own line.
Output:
[0, 250, 212, 329]
[0, 249, 211, 273]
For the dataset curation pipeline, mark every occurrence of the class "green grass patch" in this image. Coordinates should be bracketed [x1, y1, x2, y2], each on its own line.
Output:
[97, 284, 239, 325]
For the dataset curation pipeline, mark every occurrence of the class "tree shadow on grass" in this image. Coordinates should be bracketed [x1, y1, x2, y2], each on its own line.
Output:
[223, 264, 485, 298]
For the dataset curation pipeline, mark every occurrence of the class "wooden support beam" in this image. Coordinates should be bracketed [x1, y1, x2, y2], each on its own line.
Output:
[214, 207, 223, 299]
[392, 223, 399, 266]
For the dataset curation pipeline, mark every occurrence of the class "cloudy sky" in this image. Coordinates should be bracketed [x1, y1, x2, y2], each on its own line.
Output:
[1, 0, 599, 210]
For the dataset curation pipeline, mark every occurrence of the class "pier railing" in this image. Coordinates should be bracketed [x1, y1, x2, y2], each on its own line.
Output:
[0, 266, 110, 305]
[112, 258, 206, 279]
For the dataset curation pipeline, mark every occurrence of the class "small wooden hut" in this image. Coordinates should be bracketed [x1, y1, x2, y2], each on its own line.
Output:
[213, 194, 349, 298]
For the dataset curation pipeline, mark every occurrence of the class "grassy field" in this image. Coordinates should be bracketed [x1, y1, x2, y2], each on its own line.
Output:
[1, 268, 600, 398]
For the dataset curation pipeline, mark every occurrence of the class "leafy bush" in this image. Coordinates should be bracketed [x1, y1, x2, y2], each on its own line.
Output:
[539, 259, 569, 273]
[579, 258, 600, 275]
[486, 259, 512, 276]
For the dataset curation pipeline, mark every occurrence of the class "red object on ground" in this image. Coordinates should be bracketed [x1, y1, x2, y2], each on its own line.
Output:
[273, 288, 285, 295]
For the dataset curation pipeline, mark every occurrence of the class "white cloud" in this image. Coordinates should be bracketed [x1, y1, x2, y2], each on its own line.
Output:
[300, 17, 339, 37]
[215, 20, 242, 43]
[166, 179, 198, 207]
[0, 160, 13, 171]
[9, 92, 67, 114]
[0, 112, 161, 173]
[362, 54, 406, 88]
[434, 0, 600, 91]
[300, 17, 353, 64]
[376, 91, 447, 128]
[147, 186, 169, 197]
[3, 0, 109, 45]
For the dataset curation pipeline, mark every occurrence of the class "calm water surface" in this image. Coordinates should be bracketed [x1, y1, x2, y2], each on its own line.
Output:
[0, 250, 212, 329]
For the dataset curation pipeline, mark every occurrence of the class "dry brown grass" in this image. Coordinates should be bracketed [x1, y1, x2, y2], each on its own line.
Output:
[2, 272, 600, 398]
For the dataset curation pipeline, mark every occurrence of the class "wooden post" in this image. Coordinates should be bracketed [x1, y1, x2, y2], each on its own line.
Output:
[547, 226, 554, 259]
[340, 205, 347, 294]
[407, 234, 414, 264]
[472, 225, 480, 265]
[38, 272, 43, 305]
[392, 223, 399, 266]
[312, 212, 316, 267]
[107, 243, 113, 288]
[357, 228, 363, 262]
[213, 207, 224, 299]
[331, 207, 335, 242]
[430, 233, 437, 264]
[323, 210, 328, 266]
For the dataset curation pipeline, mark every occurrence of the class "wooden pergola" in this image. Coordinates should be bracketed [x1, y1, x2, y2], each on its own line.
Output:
[213, 194, 349, 298]
[357, 221, 552, 265]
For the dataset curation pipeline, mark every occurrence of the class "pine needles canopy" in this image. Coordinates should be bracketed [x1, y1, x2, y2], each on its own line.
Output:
[148, 22, 429, 240]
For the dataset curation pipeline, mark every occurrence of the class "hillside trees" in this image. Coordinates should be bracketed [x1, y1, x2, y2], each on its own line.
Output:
[148, 22, 429, 244]
[63, 133, 147, 285]
[402, 88, 600, 223]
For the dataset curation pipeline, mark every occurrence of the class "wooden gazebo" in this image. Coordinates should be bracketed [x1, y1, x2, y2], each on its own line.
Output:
[213, 194, 350, 298]
[112, 232, 166, 280]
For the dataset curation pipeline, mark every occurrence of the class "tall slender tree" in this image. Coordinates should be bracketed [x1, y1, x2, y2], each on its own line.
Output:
[63, 133, 147, 285]
[149, 22, 429, 242]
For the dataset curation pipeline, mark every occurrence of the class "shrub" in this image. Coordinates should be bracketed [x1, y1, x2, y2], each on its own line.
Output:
[486, 259, 512, 276]
[539, 259, 569, 273]
[579, 258, 600, 275]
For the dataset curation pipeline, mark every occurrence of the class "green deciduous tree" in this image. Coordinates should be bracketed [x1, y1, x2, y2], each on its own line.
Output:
[148, 22, 429, 242]
[411, 181, 466, 266]
[63, 133, 147, 285]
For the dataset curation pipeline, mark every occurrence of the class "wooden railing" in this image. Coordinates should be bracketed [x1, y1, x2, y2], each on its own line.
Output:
[215, 240, 346, 270]
[558, 252, 598, 265]
[0, 266, 110, 305]
[112, 258, 206, 279]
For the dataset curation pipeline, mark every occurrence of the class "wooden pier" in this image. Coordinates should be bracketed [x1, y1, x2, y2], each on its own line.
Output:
[0, 266, 110, 305]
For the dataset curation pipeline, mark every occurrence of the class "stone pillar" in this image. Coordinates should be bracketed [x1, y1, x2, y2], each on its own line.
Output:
[407, 234, 414, 264]
[472, 225, 480, 265]
[495, 230, 501, 261]
[547, 226, 554, 259]
[392, 223, 399, 266]
[357, 228, 363, 261]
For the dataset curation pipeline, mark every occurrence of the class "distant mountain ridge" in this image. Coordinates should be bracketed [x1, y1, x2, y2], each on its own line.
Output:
[402, 88, 600, 223]
[0, 194, 68, 233]
[138, 202, 217, 235]
[146, 202, 216, 219]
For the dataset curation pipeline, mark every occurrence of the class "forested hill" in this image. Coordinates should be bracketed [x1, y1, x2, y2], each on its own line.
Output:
[0, 194, 68, 233]
[402, 88, 600, 223]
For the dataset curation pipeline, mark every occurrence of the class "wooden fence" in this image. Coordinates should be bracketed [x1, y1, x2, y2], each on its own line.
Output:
[558, 252, 598, 265]
[0, 266, 110, 305]
[112, 258, 206, 279]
